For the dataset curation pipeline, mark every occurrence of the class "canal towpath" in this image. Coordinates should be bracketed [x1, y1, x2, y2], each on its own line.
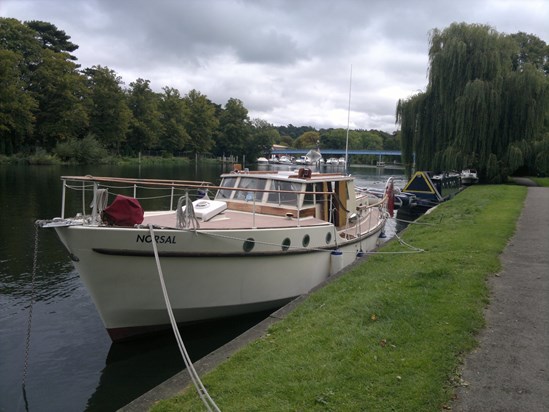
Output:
[453, 180, 549, 411]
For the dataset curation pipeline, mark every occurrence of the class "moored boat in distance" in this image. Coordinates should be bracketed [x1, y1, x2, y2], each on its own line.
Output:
[325, 157, 341, 166]
[400, 171, 462, 212]
[460, 169, 479, 186]
[39, 169, 392, 341]
[359, 186, 417, 210]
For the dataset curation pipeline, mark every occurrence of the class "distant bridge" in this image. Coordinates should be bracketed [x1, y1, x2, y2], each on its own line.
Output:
[271, 148, 401, 157]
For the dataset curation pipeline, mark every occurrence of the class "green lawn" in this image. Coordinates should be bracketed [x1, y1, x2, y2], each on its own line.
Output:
[152, 184, 526, 412]
[531, 177, 549, 187]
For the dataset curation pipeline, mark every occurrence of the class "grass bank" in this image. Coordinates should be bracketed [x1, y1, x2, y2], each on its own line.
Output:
[531, 177, 549, 187]
[165, 185, 528, 410]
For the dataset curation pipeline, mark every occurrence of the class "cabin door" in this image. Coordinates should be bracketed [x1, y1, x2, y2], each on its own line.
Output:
[334, 181, 348, 227]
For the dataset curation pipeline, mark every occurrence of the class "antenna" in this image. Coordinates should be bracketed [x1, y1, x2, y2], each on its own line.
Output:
[344, 64, 352, 175]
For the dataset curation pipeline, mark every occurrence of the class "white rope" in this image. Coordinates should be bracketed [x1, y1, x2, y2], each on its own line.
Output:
[94, 189, 109, 214]
[393, 232, 425, 253]
[149, 225, 221, 412]
[391, 216, 437, 226]
[196, 227, 424, 255]
[176, 193, 200, 230]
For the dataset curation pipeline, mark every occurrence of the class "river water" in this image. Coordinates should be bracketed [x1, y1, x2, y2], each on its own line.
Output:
[0, 162, 405, 412]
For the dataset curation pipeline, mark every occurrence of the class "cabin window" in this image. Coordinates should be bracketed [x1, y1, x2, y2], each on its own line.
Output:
[267, 180, 301, 206]
[281, 238, 291, 251]
[243, 238, 255, 252]
[234, 177, 266, 202]
[217, 177, 237, 199]
[303, 183, 318, 206]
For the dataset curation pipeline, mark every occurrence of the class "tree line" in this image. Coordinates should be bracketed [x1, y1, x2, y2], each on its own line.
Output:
[397, 23, 549, 182]
[5, 19, 544, 179]
[0, 18, 395, 164]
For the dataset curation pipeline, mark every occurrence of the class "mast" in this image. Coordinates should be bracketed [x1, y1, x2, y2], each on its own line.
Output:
[344, 64, 352, 175]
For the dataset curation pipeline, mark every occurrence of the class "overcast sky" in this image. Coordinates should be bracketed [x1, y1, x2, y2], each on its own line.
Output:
[2, 0, 548, 132]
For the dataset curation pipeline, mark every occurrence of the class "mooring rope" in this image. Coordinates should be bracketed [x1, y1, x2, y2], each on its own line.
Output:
[176, 193, 200, 230]
[391, 216, 437, 226]
[148, 225, 221, 412]
[19, 223, 40, 411]
[195, 223, 423, 255]
[94, 188, 109, 214]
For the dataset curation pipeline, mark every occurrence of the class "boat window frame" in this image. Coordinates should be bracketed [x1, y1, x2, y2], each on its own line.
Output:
[216, 176, 238, 200]
[303, 182, 319, 206]
[266, 179, 304, 208]
[233, 176, 267, 202]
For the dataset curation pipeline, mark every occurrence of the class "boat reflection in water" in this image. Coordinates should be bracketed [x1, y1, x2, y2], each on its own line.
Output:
[85, 310, 273, 411]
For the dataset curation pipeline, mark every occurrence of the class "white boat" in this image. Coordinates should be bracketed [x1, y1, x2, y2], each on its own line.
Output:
[295, 156, 312, 165]
[325, 157, 339, 165]
[39, 170, 392, 341]
[278, 155, 294, 165]
[256, 157, 269, 164]
[460, 169, 479, 186]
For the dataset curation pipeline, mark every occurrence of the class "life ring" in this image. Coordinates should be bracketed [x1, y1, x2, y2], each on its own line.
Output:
[195, 201, 210, 209]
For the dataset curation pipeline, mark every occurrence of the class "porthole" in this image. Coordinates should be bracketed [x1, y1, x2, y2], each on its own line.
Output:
[243, 238, 255, 252]
[282, 237, 291, 252]
[325, 232, 332, 244]
[302, 234, 310, 247]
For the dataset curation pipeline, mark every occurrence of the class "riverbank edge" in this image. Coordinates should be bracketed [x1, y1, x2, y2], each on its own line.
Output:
[121, 183, 531, 411]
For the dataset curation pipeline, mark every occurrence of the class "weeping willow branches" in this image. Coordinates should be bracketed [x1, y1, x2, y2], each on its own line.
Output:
[396, 22, 549, 182]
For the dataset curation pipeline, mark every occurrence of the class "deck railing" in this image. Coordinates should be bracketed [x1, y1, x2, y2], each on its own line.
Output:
[59, 175, 387, 229]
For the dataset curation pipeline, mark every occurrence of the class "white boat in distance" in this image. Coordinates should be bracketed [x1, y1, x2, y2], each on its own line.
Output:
[39, 169, 392, 341]
[460, 169, 479, 186]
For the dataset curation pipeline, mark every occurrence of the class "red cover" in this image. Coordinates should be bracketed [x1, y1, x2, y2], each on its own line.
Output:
[102, 195, 144, 226]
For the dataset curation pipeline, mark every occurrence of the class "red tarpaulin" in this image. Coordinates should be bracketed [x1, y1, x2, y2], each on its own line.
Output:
[102, 195, 144, 226]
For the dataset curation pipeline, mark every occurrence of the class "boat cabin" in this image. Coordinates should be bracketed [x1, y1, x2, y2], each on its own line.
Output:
[215, 169, 363, 228]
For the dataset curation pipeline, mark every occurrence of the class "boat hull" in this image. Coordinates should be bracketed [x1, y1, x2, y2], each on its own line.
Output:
[55, 223, 383, 341]
[460, 176, 479, 186]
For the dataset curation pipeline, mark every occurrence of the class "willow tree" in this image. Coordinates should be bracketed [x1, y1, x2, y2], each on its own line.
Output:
[396, 23, 549, 182]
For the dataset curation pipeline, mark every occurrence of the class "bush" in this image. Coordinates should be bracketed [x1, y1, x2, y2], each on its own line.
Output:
[27, 148, 61, 165]
[55, 134, 109, 164]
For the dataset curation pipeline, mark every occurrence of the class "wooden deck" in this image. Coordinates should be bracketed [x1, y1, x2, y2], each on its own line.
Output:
[142, 209, 332, 230]
[142, 206, 383, 235]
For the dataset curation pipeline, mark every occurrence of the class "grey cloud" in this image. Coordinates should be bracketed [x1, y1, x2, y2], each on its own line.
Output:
[2, 0, 547, 132]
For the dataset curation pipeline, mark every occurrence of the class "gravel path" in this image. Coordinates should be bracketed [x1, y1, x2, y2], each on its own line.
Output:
[452, 183, 549, 411]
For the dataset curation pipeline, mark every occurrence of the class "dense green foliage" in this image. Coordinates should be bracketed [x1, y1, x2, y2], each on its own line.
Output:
[152, 184, 526, 411]
[0, 17, 395, 164]
[397, 23, 549, 181]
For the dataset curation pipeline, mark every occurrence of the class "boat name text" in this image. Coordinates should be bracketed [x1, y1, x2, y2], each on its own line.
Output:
[136, 234, 176, 244]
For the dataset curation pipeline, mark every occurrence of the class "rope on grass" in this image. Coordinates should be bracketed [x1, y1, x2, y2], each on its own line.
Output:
[149, 225, 221, 412]
[392, 216, 437, 226]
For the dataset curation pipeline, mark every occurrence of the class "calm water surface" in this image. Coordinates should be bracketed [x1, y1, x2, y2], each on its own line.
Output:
[0, 162, 405, 412]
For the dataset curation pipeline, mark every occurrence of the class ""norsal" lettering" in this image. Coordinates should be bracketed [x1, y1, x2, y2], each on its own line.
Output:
[136, 234, 176, 244]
